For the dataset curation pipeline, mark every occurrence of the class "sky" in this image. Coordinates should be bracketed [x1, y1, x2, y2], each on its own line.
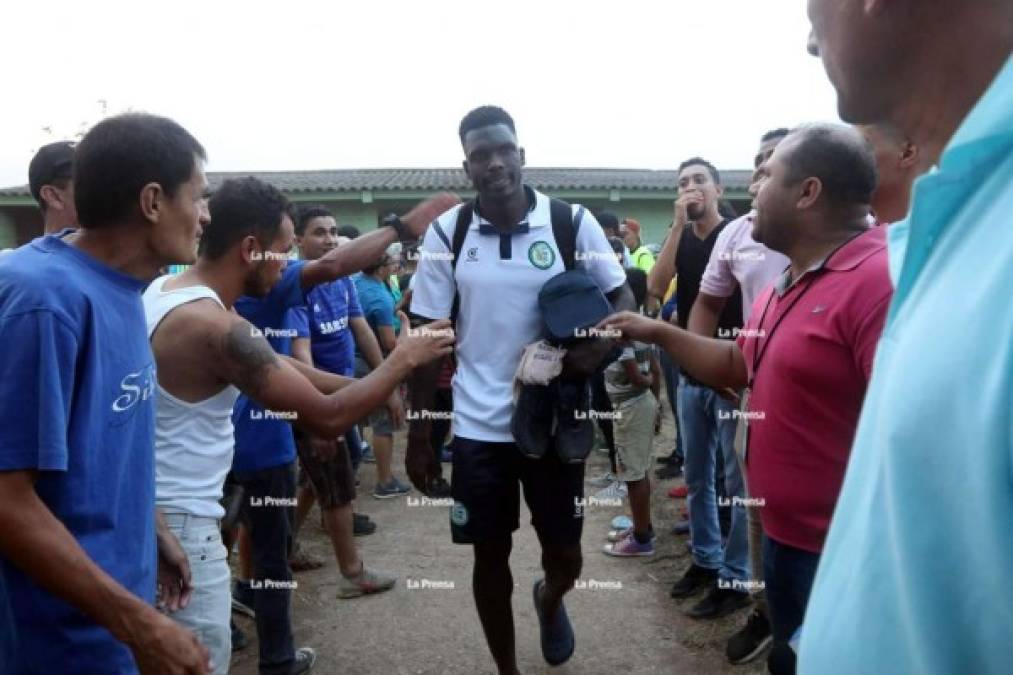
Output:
[0, 0, 840, 189]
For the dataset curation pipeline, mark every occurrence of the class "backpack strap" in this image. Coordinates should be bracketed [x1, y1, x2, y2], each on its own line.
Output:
[447, 200, 475, 325]
[549, 198, 583, 271]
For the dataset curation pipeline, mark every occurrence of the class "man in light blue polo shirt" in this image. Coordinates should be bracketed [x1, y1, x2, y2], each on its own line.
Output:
[802, 2, 1012, 673]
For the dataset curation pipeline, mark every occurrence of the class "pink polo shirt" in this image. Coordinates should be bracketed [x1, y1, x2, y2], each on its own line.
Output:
[737, 226, 891, 553]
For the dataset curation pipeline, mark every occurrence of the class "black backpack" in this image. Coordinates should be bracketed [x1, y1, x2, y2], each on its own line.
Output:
[446, 197, 584, 324]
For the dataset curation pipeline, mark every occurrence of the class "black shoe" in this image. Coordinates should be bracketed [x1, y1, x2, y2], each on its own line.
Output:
[353, 513, 376, 536]
[290, 646, 317, 675]
[726, 608, 773, 664]
[425, 476, 452, 498]
[512, 383, 554, 459]
[554, 378, 594, 463]
[655, 463, 683, 480]
[656, 452, 683, 466]
[230, 620, 248, 652]
[686, 584, 751, 620]
[670, 563, 717, 599]
[533, 579, 575, 666]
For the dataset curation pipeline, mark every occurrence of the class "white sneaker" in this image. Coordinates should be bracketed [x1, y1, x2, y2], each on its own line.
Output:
[586, 471, 617, 487]
[594, 482, 628, 501]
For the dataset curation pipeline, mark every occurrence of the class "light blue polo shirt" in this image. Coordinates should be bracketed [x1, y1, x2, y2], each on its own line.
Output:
[800, 56, 1013, 674]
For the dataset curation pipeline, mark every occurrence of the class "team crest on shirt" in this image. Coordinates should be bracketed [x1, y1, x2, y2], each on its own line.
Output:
[527, 241, 555, 269]
[466, 247, 479, 262]
[450, 502, 469, 526]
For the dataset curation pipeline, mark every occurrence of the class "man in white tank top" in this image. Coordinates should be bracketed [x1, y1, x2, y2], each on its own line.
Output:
[145, 177, 456, 675]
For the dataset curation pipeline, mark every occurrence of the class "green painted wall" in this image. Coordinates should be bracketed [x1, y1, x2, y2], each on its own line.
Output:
[0, 211, 16, 248]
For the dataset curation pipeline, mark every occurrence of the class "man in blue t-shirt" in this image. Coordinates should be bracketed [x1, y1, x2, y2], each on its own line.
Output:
[0, 114, 213, 673]
[286, 206, 402, 596]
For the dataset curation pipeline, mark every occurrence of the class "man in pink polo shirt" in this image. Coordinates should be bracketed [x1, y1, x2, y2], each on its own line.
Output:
[601, 122, 892, 675]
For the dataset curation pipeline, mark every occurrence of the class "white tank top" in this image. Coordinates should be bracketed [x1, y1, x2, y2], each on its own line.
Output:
[143, 275, 240, 519]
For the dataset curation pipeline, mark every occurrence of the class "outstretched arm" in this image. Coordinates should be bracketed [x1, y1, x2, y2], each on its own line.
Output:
[599, 312, 747, 390]
[300, 193, 460, 289]
[211, 313, 452, 438]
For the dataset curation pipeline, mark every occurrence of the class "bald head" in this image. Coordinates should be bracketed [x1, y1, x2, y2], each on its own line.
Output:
[782, 123, 878, 209]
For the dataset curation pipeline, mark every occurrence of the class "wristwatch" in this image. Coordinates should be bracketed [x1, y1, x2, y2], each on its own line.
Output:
[382, 212, 414, 243]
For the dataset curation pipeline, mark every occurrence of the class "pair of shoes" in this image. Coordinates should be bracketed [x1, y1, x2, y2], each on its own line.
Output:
[586, 471, 617, 488]
[603, 531, 656, 557]
[230, 620, 248, 652]
[231, 580, 255, 618]
[290, 646, 317, 674]
[726, 608, 773, 664]
[439, 446, 453, 463]
[289, 543, 325, 572]
[670, 563, 717, 598]
[373, 477, 411, 499]
[686, 584, 751, 619]
[336, 564, 396, 599]
[593, 481, 627, 501]
[533, 579, 575, 666]
[668, 484, 688, 499]
[353, 512, 376, 536]
[655, 463, 683, 480]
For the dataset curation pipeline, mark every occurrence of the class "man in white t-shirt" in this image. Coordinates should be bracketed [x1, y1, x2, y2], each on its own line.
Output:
[408, 106, 633, 674]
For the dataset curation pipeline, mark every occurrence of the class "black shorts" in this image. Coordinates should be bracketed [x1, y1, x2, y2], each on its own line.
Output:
[449, 436, 585, 545]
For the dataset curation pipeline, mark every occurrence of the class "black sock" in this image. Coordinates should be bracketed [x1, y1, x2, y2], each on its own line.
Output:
[634, 527, 653, 544]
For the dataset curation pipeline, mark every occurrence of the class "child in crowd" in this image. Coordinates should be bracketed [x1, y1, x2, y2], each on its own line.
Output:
[603, 268, 662, 557]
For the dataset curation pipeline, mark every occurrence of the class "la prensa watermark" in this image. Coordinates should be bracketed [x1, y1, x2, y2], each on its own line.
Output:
[406, 326, 454, 339]
[250, 409, 298, 421]
[406, 578, 456, 590]
[718, 251, 766, 262]
[574, 579, 623, 591]
[251, 326, 299, 339]
[718, 579, 765, 592]
[249, 495, 299, 507]
[574, 409, 622, 421]
[574, 326, 621, 339]
[405, 408, 454, 421]
[406, 249, 455, 262]
[251, 250, 299, 262]
[717, 496, 766, 507]
[406, 495, 454, 508]
[717, 327, 767, 339]
[249, 578, 298, 590]
[717, 409, 765, 421]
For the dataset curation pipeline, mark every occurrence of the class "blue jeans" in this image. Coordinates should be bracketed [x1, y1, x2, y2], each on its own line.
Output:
[660, 351, 683, 462]
[678, 377, 748, 581]
[234, 462, 298, 675]
[762, 535, 821, 675]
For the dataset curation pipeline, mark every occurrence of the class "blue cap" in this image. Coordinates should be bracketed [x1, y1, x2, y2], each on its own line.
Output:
[538, 270, 613, 343]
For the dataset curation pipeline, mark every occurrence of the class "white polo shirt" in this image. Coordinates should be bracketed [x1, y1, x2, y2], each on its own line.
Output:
[411, 187, 626, 442]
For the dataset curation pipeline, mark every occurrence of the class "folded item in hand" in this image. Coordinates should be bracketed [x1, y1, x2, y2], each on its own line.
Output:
[515, 340, 567, 385]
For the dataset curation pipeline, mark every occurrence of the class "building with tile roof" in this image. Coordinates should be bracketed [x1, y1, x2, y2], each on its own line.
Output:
[0, 167, 752, 248]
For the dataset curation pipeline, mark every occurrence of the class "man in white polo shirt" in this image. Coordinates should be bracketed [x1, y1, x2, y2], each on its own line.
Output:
[408, 105, 633, 674]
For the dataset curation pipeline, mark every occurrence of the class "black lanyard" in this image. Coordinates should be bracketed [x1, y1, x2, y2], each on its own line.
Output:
[747, 230, 866, 387]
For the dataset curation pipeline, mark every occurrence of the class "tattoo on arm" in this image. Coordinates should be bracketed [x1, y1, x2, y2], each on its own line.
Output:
[220, 321, 282, 397]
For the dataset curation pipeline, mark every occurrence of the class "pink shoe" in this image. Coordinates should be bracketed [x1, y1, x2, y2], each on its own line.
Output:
[603, 531, 656, 557]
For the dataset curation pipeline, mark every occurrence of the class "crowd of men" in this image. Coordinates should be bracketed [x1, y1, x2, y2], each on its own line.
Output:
[0, 1, 1010, 674]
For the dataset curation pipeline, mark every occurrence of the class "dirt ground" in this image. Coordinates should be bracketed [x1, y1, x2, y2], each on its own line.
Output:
[229, 397, 767, 675]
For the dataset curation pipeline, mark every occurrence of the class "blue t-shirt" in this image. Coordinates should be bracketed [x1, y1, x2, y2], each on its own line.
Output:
[354, 275, 395, 343]
[231, 262, 305, 473]
[0, 234, 157, 674]
[287, 277, 362, 377]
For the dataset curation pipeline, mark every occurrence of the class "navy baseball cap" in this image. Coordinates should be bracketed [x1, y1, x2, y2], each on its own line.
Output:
[538, 270, 613, 343]
[28, 141, 75, 204]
